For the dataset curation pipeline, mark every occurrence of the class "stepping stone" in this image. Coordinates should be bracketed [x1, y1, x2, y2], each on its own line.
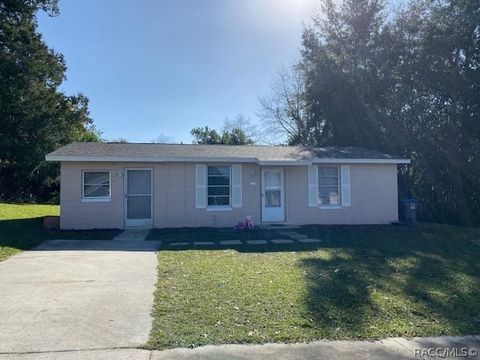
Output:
[298, 238, 322, 243]
[247, 240, 268, 245]
[270, 239, 294, 244]
[290, 234, 308, 240]
[279, 231, 307, 240]
[219, 240, 242, 245]
[194, 241, 215, 246]
[169, 242, 189, 246]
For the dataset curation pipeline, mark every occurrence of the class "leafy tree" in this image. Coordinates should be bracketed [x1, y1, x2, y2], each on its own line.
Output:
[190, 126, 223, 145]
[222, 115, 257, 145]
[261, 0, 480, 225]
[0, 0, 100, 202]
[388, 0, 480, 224]
[300, 0, 389, 148]
[191, 117, 256, 145]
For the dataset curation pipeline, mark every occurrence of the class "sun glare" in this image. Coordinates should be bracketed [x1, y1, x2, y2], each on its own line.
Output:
[271, 0, 313, 16]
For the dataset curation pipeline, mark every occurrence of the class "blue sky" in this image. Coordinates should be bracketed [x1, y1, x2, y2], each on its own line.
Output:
[37, 0, 315, 143]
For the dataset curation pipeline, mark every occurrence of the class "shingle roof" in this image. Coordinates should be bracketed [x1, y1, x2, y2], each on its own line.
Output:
[45, 142, 410, 164]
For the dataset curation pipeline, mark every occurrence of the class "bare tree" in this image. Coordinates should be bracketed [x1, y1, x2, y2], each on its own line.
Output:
[223, 115, 259, 143]
[151, 134, 175, 144]
[109, 138, 129, 143]
[258, 66, 310, 145]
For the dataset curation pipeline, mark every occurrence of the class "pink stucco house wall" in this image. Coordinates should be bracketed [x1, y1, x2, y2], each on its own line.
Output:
[46, 143, 409, 230]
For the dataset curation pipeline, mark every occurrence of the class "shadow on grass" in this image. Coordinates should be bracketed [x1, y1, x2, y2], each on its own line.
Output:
[151, 224, 480, 255]
[152, 223, 480, 340]
[299, 244, 480, 339]
[0, 217, 46, 252]
[403, 251, 480, 335]
[0, 217, 123, 254]
[299, 252, 386, 338]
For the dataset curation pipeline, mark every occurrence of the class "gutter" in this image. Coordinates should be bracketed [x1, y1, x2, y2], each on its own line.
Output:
[45, 154, 410, 165]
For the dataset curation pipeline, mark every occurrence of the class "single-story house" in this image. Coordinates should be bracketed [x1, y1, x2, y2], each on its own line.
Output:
[45, 142, 410, 229]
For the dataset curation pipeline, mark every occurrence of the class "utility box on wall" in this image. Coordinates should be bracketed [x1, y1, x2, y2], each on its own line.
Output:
[400, 198, 418, 225]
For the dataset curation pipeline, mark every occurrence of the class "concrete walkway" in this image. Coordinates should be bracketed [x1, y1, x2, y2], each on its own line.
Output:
[113, 228, 150, 241]
[152, 336, 480, 360]
[0, 239, 161, 357]
[2, 336, 478, 359]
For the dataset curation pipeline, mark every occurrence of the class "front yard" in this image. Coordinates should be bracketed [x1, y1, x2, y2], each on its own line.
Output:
[2, 203, 479, 349]
[147, 224, 480, 349]
[0, 203, 121, 261]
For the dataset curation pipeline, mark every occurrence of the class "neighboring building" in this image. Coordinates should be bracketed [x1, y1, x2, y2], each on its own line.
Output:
[45, 142, 410, 230]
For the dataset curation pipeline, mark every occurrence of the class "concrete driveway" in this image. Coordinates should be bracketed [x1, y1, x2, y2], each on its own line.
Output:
[0, 240, 161, 356]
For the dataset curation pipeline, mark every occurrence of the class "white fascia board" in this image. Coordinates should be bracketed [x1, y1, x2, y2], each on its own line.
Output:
[46, 155, 410, 165]
[257, 160, 313, 166]
[45, 155, 258, 163]
[311, 158, 410, 164]
[258, 158, 410, 166]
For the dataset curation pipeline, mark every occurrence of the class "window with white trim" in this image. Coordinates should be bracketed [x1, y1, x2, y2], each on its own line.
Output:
[318, 166, 340, 206]
[207, 166, 231, 206]
[82, 171, 111, 199]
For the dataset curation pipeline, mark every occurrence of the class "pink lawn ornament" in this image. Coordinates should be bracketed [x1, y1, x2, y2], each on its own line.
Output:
[235, 215, 255, 230]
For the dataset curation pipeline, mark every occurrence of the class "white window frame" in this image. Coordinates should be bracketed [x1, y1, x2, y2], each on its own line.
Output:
[81, 170, 111, 202]
[318, 165, 341, 209]
[207, 165, 232, 210]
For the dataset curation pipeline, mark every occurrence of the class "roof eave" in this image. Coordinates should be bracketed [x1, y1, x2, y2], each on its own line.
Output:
[46, 154, 410, 165]
[311, 158, 410, 164]
[44, 155, 258, 163]
[257, 160, 312, 166]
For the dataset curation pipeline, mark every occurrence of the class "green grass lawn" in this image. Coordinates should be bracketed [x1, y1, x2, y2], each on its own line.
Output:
[147, 224, 480, 349]
[0, 203, 122, 261]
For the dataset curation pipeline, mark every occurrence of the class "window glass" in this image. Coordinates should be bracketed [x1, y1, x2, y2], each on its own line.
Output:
[265, 171, 281, 188]
[208, 166, 230, 176]
[318, 166, 340, 205]
[83, 171, 110, 198]
[207, 166, 230, 206]
[84, 172, 109, 185]
[318, 167, 338, 177]
[265, 189, 281, 207]
[264, 170, 282, 207]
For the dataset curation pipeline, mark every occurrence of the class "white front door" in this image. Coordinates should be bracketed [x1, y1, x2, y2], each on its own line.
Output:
[125, 169, 153, 227]
[261, 168, 285, 222]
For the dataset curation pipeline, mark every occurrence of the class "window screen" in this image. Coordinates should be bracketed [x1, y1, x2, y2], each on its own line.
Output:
[207, 166, 230, 206]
